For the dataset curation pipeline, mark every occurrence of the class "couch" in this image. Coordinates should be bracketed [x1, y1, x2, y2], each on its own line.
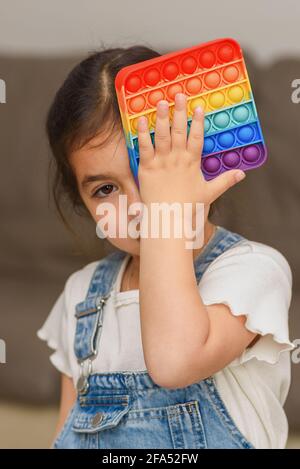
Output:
[0, 50, 299, 430]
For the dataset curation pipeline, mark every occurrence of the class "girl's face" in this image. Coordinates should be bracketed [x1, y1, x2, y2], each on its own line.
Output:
[70, 126, 212, 257]
[70, 128, 142, 256]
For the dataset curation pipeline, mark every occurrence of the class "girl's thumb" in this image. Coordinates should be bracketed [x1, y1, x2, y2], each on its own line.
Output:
[207, 169, 246, 202]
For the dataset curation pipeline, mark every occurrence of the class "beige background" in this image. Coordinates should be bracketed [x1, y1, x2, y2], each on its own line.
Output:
[0, 0, 300, 63]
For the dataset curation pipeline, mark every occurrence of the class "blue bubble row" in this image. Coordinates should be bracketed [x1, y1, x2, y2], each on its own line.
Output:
[202, 122, 262, 156]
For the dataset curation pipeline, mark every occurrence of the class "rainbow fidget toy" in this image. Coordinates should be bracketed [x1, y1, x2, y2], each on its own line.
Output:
[115, 38, 267, 183]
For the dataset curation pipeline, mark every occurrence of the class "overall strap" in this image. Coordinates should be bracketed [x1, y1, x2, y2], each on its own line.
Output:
[74, 249, 127, 394]
[193, 225, 245, 284]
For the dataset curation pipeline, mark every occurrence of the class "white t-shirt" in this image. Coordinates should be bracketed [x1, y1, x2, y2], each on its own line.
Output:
[37, 237, 295, 449]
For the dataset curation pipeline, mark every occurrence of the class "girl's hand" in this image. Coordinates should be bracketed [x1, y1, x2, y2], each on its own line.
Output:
[137, 93, 246, 215]
[137, 94, 256, 389]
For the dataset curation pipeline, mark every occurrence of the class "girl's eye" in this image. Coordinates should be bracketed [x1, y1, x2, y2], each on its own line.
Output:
[93, 184, 118, 198]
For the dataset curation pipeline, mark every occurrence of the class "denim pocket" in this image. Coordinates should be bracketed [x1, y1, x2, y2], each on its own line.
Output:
[72, 393, 131, 433]
[125, 400, 207, 449]
[69, 393, 131, 449]
[166, 400, 207, 449]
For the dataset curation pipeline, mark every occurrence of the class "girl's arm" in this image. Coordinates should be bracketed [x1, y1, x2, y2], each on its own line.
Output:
[139, 228, 257, 389]
[51, 373, 76, 447]
[137, 94, 257, 389]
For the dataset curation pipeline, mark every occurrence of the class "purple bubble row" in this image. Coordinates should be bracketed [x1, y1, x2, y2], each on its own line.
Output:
[201, 143, 267, 180]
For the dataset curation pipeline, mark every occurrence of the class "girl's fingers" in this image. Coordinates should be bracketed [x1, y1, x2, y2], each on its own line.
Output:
[154, 100, 171, 156]
[171, 93, 188, 152]
[187, 106, 204, 158]
[137, 116, 155, 164]
[207, 169, 246, 202]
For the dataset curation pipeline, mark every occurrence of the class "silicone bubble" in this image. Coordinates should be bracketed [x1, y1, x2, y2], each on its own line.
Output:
[162, 62, 179, 81]
[167, 83, 183, 100]
[115, 38, 267, 182]
[181, 56, 198, 74]
[190, 97, 206, 112]
[237, 125, 255, 144]
[144, 68, 160, 86]
[232, 105, 250, 123]
[204, 71, 221, 89]
[131, 118, 139, 133]
[228, 85, 244, 103]
[217, 131, 235, 149]
[242, 145, 260, 163]
[129, 95, 146, 113]
[204, 117, 211, 132]
[203, 137, 216, 154]
[213, 111, 230, 129]
[150, 112, 156, 128]
[186, 77, 202, 95]
[209, 91, 225, 109]
[222, 150, 241, 168]
[202, 156, 221, 173]
[223, 65, 239, 83]
[125, 74, 142, 93]
[148, 89, 165, 106]
[199, 50, 215, 68]
[218, 44, 234, 62]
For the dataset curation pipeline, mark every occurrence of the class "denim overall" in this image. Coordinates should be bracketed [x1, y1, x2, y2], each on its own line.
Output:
[53, 226, 255, 449]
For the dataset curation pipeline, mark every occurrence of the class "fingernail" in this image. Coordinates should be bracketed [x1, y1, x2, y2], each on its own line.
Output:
[175, 93, 186, 104]
[194, 106, 204, 117]
[157, 100, 169, 109]
[235, 170, 246, 182]
[157, 100, 169, 115]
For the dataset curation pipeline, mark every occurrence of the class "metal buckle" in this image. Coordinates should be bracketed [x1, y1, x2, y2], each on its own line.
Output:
[76, 359, 92, 395]
[96, 298, 106, 325]
[96, 293, 111, 310]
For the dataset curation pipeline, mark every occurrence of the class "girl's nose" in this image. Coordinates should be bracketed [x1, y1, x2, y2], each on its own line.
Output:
[125, 186, 143, 222]
[126, 181, 142, 206]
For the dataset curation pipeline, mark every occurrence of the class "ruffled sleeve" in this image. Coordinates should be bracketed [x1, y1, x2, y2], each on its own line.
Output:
[37, 289, 73, 377]
[198, 240, 296, 366]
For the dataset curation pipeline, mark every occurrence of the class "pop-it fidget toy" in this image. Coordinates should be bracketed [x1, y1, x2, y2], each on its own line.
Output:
[115, 38, 267, 183]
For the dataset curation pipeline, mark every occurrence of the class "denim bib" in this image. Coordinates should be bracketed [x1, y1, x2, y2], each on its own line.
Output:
[53, 226, 255, 449]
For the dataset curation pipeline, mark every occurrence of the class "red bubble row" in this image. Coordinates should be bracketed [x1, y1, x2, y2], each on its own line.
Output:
[125, 41, 241, 95]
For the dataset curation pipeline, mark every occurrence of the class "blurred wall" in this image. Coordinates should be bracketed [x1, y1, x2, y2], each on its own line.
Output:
[0, 0, 300, 63]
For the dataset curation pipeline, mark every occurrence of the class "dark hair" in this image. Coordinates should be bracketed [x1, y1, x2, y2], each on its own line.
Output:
[46, 45, 161, 228]
[46, 44, 217, 233]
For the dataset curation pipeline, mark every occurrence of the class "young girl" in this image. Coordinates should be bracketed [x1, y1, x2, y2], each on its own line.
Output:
[37, 45, 295, 449]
